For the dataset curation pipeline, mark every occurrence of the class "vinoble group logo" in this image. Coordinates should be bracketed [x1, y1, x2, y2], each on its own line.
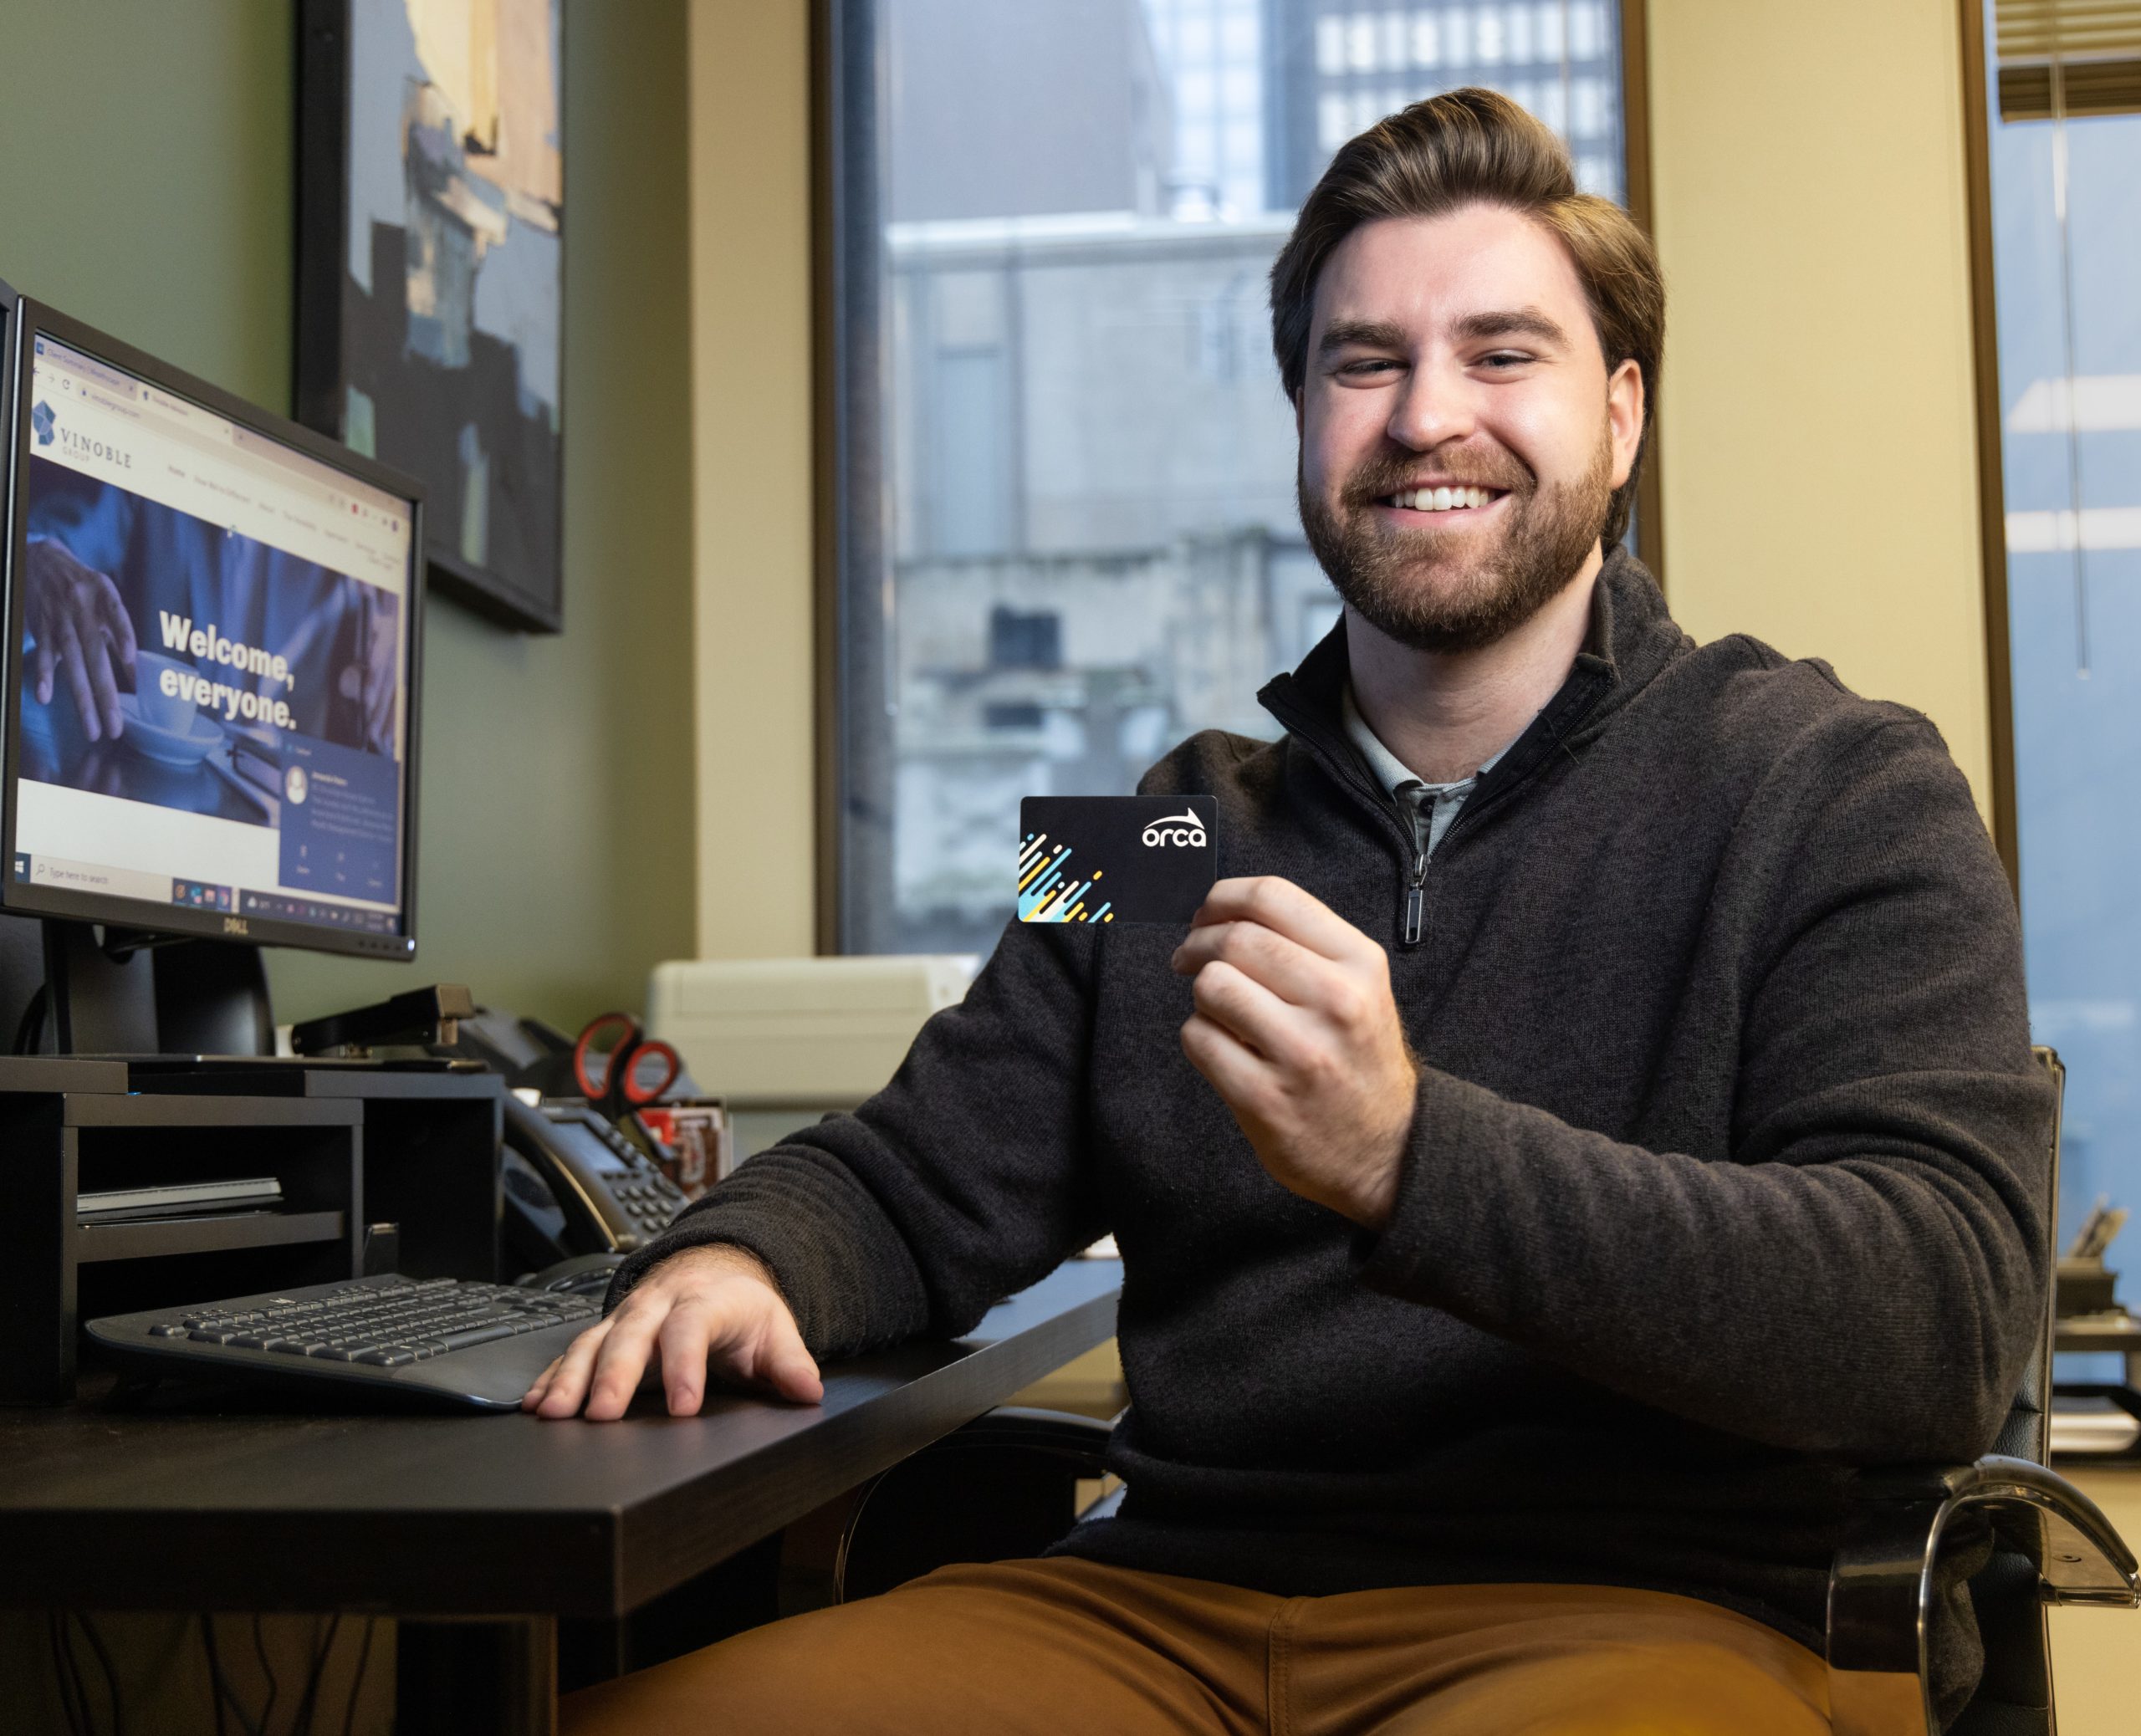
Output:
[31, 401, 54, 447]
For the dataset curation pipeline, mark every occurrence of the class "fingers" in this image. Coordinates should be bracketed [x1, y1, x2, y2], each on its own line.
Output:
[1172, 917, 1333, 1009]
[695, 1295, 824, 1407]
[33, 641, 54, 707]
[527, 1318, 611, 1417]
[520, 1353, 566, 1412]
[522, 1317, 654, 1420]
[525, 1254, 825, 1422]
[1186, 958, 1316, 1070]
[754, 1318, 825, 1405]
[657, 1299, 718, 1417]
[84, 631, 124, 741]
[93, 573, 136, 669]
[1188, 877, 1377, 966]
[54, 610, 102, 743]
[577, 1301, 667, 1422]
[1179, 1010, 1273, 1110]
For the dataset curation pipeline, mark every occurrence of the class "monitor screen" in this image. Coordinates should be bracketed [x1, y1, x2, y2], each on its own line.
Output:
[4, 319, 421, 959]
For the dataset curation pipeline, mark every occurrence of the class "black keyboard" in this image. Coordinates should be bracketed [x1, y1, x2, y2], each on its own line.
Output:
[85, 1274, 603, 1412]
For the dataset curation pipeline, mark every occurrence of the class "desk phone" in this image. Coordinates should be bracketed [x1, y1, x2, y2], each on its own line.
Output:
[501, 1097, 691, 1266]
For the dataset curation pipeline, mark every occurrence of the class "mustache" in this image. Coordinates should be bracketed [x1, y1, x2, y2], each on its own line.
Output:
[1339, 450, 1533, 508]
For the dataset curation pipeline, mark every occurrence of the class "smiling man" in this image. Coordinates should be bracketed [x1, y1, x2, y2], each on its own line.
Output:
[547, 93, 2046, 1735]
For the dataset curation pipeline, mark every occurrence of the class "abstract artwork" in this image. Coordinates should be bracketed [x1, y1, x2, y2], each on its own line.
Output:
[298, 0, 565, 631]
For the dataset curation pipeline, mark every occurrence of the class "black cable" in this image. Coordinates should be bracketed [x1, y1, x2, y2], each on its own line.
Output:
[74, 1614, 124, 1736]
[290, 1612, 341, 1735]
[200, 1616, 230, 1736]
[48, 1611, 89, 1736]
[56, 1610, 96, 1736]
[340, 1619, 376, 1736]
[199, 1614, 261, 1736]
[14, 983, 46, 1054]
[250, 1613, 279, 1734]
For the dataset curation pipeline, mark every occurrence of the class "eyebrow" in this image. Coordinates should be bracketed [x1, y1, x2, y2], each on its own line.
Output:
[1316, 307, 1571, 357]
[1316, 319, 1409, 357]
[1450, 307, 1570, 346]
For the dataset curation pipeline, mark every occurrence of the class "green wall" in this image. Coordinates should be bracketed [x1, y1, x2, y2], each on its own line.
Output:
[0, 0, 696, 1031]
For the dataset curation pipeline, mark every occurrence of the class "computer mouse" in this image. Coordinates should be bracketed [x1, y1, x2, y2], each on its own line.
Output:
[519, 1251, 626, 1297]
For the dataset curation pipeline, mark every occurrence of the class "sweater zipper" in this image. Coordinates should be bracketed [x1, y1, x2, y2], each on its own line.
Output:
[1261, 690, 1438, 947]
[1263, 687, 1528, 951]
[1403, 848, 1428, 946]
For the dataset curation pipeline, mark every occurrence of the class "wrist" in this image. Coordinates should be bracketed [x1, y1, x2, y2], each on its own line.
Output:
[1352, 1069, 1419, 1230]
[673, 1239, 779, 1293]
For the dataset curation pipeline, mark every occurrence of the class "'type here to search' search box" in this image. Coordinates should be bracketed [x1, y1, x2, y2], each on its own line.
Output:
[23, 854, 173, 907]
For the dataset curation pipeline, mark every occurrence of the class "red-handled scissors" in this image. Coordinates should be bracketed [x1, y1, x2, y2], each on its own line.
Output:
[572, 1012, 682, 1121]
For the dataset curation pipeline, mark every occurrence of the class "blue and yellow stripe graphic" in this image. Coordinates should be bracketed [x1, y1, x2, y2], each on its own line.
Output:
[1018, 831, 1114, 923]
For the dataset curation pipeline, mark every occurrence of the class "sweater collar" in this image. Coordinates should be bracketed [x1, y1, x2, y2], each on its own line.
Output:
[1257, 548, 1686, 815]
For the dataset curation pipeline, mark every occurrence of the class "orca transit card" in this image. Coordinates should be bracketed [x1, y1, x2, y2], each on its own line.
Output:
[1019, 796, 1217, 924]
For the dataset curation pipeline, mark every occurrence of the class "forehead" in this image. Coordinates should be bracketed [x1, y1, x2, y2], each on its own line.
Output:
[1312, 205, 1597, 352]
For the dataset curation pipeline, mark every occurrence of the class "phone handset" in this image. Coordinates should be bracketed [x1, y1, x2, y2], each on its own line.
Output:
[499, 1096, 690, 1268]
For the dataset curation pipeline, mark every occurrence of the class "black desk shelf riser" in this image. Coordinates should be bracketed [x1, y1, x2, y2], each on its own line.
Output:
[0, 1056, 503, 1405]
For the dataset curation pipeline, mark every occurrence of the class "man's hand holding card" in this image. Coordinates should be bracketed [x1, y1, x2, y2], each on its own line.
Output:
[1019, 799, 1413, 1228]
[1170, 876, 1417, 1231]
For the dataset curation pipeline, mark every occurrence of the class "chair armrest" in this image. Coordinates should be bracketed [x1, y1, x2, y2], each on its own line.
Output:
[820, 1407, 1117, 1606]
[1827, 1456, 2139, 1736]
[936, 1406, 1116, 1470]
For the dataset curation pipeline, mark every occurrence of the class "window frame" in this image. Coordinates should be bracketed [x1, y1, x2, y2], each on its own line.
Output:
[1957, 0, 2025, 890]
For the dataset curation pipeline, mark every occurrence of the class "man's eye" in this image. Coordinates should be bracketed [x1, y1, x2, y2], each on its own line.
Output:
[1479, 352, 1534, 370]
[1339, 359, 1400, 378]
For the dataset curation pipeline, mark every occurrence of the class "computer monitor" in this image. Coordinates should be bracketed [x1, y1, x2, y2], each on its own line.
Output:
[0, 291, 427, 1051]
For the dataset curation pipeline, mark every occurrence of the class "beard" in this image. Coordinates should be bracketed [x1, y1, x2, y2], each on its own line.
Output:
[1297, 421, 1616, 656]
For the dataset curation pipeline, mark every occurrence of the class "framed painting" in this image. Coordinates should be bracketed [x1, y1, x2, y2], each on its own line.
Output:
[297, 0, 565, 632]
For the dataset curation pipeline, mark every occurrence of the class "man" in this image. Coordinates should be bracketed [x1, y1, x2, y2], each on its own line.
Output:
[536, 91, 2046, 1733]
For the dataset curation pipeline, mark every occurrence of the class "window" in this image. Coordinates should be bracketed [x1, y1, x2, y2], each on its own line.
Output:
[1975, 0, 2141, 1248]
[827, 0, 1643, 954]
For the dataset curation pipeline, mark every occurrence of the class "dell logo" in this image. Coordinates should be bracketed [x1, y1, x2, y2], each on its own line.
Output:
[222, 916, 249, 936]
[1141, 809, 1207, 848]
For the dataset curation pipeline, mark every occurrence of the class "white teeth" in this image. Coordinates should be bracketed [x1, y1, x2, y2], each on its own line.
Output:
[1392, 486, 1499, 511]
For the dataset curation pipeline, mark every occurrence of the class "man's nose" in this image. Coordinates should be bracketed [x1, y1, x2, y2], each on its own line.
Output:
[1384, 360, 1477, 451]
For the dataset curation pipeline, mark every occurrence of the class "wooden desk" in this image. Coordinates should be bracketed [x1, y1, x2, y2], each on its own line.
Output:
[0, 1259, 1122, 1734]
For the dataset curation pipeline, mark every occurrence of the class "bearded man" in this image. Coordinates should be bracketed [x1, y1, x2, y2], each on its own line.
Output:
[537, 91, 2046, 1736]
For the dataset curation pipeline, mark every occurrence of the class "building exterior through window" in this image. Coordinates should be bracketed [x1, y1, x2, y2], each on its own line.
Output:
[840, 0, 1633, 955]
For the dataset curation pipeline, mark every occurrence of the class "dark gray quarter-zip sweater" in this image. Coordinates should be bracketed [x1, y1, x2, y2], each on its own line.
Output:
[613, 552, 2049, 1678]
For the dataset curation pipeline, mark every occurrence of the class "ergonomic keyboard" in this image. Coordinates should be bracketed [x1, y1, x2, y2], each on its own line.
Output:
[85, 1274, 603, 1412]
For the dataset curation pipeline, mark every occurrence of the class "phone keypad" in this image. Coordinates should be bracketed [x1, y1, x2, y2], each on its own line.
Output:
[589, 1116, 689, 1239]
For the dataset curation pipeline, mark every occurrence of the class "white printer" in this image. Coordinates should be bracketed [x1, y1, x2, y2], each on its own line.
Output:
[646, 955, 979, 1157]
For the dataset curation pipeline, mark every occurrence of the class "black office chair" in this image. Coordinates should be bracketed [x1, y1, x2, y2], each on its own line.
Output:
[828, 1049, 2138, 1735]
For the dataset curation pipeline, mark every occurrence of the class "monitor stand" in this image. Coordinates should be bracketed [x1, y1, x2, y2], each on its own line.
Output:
[41, 920, 273, 1057]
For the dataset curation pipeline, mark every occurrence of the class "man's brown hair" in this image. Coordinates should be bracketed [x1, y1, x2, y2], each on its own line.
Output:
[1270, 89, 1663, 551]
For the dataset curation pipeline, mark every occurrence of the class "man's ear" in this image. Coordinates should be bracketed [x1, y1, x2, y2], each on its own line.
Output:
[1606, 360, 1643, 491]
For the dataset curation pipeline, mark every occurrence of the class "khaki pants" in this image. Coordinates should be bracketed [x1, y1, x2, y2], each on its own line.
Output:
[560, 1556, 1853, 1734]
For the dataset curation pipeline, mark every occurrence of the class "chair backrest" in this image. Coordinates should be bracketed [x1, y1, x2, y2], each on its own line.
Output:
[1948, 1045, 2064, 1736]
[1991, 1047, 2063, 1465]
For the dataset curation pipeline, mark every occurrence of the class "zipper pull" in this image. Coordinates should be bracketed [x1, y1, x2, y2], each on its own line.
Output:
[1403, 856, 1427, 947]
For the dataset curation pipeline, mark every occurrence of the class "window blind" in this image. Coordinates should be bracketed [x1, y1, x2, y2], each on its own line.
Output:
[1996, 0, 2141, 120]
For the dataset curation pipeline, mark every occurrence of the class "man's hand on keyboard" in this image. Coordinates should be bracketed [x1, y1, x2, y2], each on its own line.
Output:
[522, 1243, 823, 1421]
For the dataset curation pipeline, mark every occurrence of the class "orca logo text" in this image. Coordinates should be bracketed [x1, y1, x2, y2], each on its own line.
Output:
[1142, 809, 1207, 848]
